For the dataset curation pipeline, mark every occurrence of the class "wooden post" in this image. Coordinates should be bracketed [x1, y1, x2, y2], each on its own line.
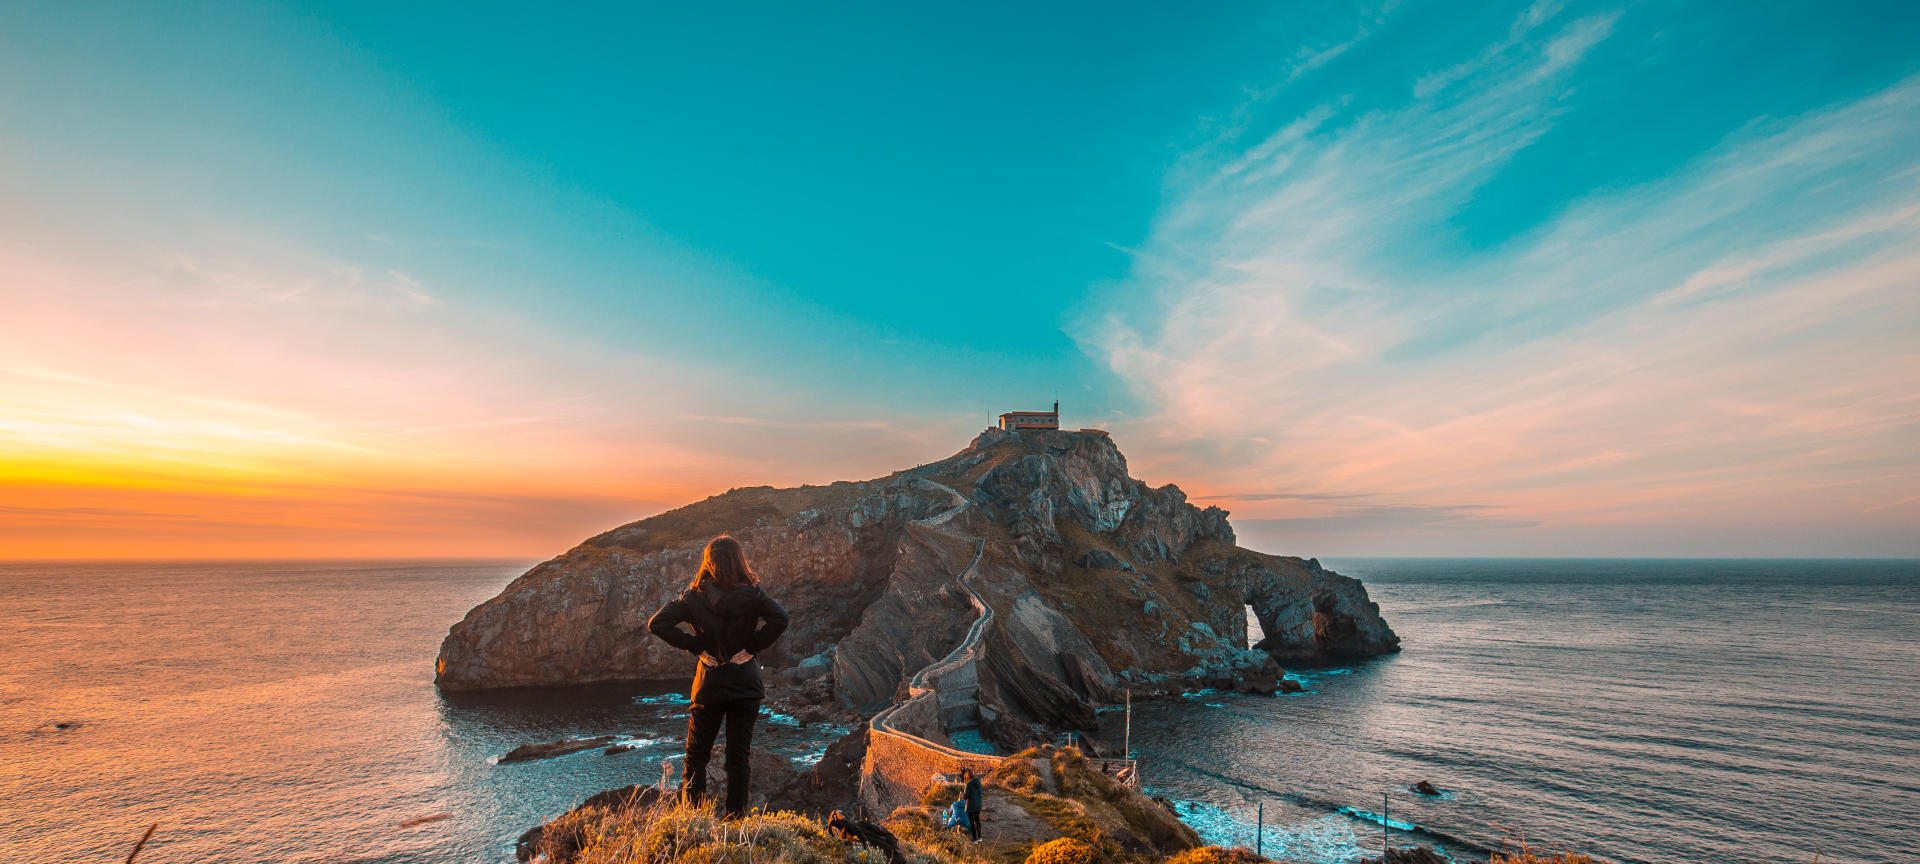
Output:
[1383, 792, 1389, 863]
[1124, 688, 1132, 759]
[1255, 801, 1263, 858]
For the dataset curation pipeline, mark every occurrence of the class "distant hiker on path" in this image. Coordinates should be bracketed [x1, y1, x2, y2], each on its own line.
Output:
[647, 534, 790, 818]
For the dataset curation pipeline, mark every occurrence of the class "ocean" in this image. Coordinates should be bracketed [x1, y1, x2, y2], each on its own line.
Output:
[1105, 558, 1920, 864]
[2, 559, 1914, 863]
[0, 561, 843, 863]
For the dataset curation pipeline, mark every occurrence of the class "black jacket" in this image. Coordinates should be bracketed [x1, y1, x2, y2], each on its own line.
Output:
[647, 584, 789, 705]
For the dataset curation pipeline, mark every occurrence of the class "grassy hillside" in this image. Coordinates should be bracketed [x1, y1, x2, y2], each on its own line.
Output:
[526, 746, 1214, 864]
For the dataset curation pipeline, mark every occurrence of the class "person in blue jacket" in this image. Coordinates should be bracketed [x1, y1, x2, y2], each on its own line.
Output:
[942, 798, 971, 833]
[647, 534, 790, 818]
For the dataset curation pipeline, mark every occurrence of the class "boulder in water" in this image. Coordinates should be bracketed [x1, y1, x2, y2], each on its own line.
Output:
[498, 736, 619, 764]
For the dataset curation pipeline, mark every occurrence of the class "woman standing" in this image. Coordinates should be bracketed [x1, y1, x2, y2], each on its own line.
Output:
[647, 534, 790, 818]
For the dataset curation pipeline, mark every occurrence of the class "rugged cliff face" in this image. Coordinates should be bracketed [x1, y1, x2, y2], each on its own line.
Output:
[436, 429, 1398, 748]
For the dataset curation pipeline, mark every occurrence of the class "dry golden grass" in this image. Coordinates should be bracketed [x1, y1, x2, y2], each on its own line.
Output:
[537, 742, 1203, 864]
[923, 781, 964, 808]
[531, 798, 863, 864]
[990, 754, 1048, 794]
[884, 808, 994, 864]
[1008, 793, 1106, 849]
[540, 796, 1006, 864]
[1023, 838, 1098, 864]
[1039, 746, 1199, 855]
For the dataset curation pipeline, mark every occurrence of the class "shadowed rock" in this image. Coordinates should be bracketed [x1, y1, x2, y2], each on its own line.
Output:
[498, 736, 619, 764]
[1361, 847, 1450, 864]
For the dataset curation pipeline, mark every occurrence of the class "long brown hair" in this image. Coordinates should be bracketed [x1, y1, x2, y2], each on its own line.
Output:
[691, 534, 758, 592]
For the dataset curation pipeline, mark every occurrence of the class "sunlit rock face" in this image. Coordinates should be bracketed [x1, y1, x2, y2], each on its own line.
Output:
[433, 475, 958, 691]
[435, 429, 1399, 744]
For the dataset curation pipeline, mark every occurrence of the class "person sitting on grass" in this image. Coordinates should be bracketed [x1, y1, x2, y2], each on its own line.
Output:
[942, 797, 971, 835]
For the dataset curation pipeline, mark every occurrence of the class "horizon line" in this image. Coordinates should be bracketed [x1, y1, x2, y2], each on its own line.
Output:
[2, 555, 1912, 565]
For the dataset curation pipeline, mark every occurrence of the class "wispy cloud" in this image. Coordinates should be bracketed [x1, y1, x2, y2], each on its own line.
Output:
[1087, 10, 1920, 556]
[384, 269, 438, 306]
[1195, 491, 1371, 502]
[1240, 503, 1536, 536]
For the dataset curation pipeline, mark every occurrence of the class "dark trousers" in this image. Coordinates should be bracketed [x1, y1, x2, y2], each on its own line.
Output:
[966, 803, 981, 841]
[681, 698, 759, 817]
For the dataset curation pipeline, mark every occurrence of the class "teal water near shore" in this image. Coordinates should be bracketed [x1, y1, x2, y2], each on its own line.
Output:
[2, 558, 1914, 863]
[1109, 558, 1920, 864]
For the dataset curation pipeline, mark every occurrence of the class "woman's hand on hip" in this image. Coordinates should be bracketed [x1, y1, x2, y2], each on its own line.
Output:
[727, 650, 753, 665]
[698, 652, 722, 667]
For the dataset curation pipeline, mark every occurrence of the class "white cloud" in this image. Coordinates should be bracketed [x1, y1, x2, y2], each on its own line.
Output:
[1084, 19, 1920, 555]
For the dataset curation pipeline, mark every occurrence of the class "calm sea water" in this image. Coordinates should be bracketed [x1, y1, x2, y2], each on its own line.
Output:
[0, 561, 843, 864]
[1105, 558, 1920, 864]
[3, 560, 1914, 863]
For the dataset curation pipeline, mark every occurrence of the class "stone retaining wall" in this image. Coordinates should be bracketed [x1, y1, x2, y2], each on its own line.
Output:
[859, 698, 1004, 814]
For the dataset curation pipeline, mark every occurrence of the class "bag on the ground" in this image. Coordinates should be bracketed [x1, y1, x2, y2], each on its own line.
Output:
[828, 811, 906, 864]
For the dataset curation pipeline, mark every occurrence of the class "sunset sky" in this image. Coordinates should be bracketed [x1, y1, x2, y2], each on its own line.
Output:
[3, 1, 1916, 559]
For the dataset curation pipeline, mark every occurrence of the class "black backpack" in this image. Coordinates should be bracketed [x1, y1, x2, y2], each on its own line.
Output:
[828, 810, 906, 864]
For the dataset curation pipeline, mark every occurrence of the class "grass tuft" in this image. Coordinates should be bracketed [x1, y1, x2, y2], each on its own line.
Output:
[1024, 838, 1099, 864]
[531, 798, 858, 864]
[990, 756, 1048, 795]
[923, 782, 963, 808]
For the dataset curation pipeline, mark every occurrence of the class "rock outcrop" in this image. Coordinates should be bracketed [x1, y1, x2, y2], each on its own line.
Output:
[497, 736, 620, 764]
[435, 476, 959, 690]
[437, 429, 1398, 751]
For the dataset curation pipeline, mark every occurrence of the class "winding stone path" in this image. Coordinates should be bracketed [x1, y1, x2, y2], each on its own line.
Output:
[859, 480, 1007, 813]
[876, 478, 994, 743]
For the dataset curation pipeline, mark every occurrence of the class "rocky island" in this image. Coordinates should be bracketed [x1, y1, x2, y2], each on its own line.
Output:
[442, 427, 1409, 861]
[438, 427, 1397, 755]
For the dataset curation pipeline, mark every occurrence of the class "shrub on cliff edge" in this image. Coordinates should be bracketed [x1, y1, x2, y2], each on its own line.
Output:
[1025, 838, 1098, 864]
[991, 751, 1048, 794]
[530, 798, 866, 864]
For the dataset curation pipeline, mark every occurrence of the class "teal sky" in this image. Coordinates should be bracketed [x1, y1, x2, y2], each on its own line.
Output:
[3, 1, 1917, 558]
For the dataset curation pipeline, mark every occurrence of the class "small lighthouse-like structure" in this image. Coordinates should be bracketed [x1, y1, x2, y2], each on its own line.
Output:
[997, 400, 1061, 431]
